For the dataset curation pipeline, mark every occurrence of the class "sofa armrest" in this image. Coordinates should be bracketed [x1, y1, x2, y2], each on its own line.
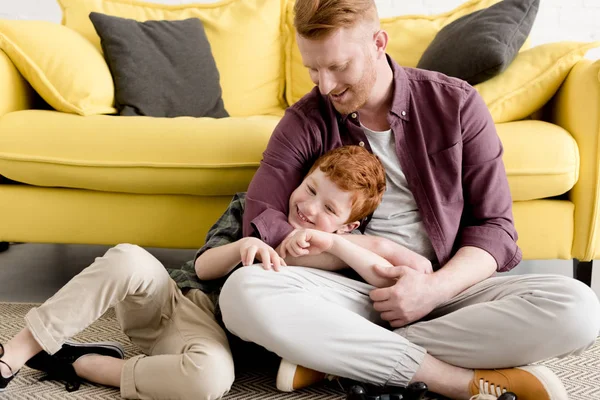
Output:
[549, 59, 600, 260]
[0, 49, 35, 117]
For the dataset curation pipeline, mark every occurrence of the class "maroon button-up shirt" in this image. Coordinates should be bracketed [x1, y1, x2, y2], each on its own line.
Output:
[244, 56, 521, 272]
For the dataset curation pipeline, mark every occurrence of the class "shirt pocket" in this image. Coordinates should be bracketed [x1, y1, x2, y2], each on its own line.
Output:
[428, 142, 463, 204]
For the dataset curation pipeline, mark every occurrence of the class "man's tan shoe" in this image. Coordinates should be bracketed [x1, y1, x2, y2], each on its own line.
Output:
[469, 365, 568, 400]
[276, 359, 333, 392]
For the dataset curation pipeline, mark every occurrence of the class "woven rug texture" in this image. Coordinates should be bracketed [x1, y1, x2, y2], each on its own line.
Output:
[0, 303, 598, 400]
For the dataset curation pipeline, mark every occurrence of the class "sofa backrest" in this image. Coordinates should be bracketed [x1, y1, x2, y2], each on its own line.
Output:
[58, 0, 288, 117]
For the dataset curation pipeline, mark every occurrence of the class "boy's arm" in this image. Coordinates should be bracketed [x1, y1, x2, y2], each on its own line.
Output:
[194, 240, 245, 281]
[281, 230, 395, 287]
[195, 237, 285, 280]
[328, 235, 396, 287]
[281, 234, 433, 274]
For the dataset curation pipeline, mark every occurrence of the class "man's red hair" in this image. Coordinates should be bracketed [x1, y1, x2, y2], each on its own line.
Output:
[294, 0, 379, 39]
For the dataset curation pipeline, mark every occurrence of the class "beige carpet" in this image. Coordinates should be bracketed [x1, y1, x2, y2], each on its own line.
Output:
[0, 302, 599, 400]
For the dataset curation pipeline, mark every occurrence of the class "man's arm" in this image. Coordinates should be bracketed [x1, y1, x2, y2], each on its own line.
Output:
[457, 85, 522, 273]
[399, 85, 518, 304]
[244, 109, 319, 247]
[428, 246, 496, 303]
[370, 246, 496, 327]
[427, 85, 520, 298]
[370, 86, 520, 327]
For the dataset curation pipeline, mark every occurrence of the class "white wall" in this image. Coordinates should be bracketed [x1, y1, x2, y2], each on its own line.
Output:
[0, 0, 599, 53]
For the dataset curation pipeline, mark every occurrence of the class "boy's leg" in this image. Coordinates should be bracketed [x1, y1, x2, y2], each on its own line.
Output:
[24, 243, 167, 354]
[2, 243, 148, 378]
[116, 283, 234, 400]
[17, 243, 232, 399]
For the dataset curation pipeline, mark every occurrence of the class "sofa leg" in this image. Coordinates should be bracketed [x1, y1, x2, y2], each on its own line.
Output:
[0, 242, 8, 253]
[573, 259, 593, 287]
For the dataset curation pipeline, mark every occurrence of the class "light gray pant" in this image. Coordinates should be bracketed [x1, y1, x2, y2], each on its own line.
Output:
[219, 265, 600, 387]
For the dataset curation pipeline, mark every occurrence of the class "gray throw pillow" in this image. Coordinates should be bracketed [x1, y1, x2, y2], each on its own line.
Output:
[89, 12, 228, 118]
[417, 0, 539, 85]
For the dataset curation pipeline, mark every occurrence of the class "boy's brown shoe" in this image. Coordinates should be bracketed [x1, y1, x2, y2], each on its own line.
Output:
[469, 365, 568, 400]
[276, 359, 333, 392]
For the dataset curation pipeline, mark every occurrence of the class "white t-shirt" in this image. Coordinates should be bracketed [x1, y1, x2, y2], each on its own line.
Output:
[361, 124, 437, 262]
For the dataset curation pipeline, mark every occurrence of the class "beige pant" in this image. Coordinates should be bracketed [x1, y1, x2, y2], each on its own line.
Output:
[220, 265, 600, 387]
[25, 244, 234, 400]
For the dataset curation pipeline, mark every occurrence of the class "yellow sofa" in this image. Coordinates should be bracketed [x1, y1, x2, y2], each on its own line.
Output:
[0, 0, 598, 282]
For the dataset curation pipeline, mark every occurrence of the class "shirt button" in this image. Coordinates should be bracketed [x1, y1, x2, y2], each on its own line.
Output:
[401, 111, 407, 116]
[351, 112, 357, 119]
[359, 141, 365, 147]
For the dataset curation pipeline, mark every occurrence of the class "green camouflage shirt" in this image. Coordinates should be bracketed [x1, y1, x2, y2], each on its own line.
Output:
[166, 192, 246, 308]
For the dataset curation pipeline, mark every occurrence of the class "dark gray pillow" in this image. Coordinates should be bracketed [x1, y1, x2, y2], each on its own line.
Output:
[89, 12, 228, 118]
[417, 0, 539, 85]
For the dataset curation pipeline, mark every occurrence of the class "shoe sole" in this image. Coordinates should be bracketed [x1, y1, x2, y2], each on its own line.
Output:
[63, 341, 125, 359]
[276, 359, 297, 392]
[518, 365, 569, 400]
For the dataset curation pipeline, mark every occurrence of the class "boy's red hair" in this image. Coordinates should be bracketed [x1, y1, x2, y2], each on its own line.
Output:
[308, 145, 386, 223]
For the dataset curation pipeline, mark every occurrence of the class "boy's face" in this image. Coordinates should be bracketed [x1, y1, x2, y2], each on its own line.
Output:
[288, 169, 360, 233]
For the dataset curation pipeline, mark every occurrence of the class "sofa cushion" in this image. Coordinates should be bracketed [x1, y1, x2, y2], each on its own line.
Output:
[0, 110, 280, 196]
[496, 120, 579, 201]
[285, 0, 506, 105]
[0, 112, 578, 202]
[89, 13, 228, 118]
[0, 19, 116, 115]
[417, 0, 539, 85]
[58, 0, 286, 117]
[475, 41, 600, 123]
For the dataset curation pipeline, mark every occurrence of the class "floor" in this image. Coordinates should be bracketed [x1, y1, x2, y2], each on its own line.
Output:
[0, 243, 598, 303]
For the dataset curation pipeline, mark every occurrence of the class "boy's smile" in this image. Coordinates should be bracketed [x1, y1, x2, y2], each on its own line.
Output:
[288, 169, 359, 234]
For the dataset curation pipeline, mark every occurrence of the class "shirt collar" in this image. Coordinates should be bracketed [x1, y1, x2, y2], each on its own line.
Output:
[387, 54, 411, 122]
[334, 54, 411, 123]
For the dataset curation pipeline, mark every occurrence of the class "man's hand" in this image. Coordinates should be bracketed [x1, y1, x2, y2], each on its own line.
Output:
[240, 237, 286, 271]
[369, 265, 440, 328]
[278, 229, 334, 258]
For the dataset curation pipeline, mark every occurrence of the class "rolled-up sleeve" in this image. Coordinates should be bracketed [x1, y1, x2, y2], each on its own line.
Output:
[458, 86, 522, 272]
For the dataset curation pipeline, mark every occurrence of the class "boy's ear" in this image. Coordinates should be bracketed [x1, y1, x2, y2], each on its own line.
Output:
[335, 221, 360, 234]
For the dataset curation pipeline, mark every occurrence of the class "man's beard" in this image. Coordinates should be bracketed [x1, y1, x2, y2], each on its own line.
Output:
[331, 57, 377, 115]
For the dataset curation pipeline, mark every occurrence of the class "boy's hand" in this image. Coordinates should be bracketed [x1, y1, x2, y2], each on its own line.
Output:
[279, 229, 334, 258]
[240, 237, 286, 271]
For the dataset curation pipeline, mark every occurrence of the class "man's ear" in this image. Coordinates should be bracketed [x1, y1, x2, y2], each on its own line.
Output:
[373, 29, 388, 57]
[335, 221, 360, 234]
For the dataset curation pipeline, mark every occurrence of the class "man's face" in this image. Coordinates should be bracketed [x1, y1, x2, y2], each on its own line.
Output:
[288, 169, 358, 233]
[297, 25, 378, 115]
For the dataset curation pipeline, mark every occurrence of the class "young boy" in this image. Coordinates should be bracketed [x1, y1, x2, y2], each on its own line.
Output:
[192, 145, 426, 289]
[0, 145, 429, 398]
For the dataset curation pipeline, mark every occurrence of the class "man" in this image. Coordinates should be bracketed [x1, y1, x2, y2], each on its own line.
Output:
[218, 1, 600, 399]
